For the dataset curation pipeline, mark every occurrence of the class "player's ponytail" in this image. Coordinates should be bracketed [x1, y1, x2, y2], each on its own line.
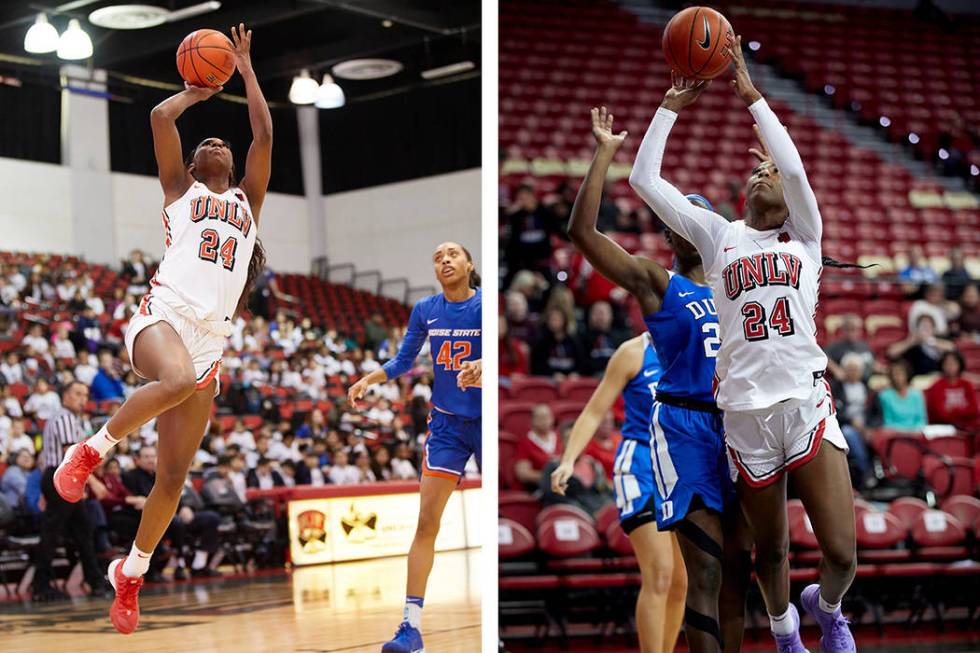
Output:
[821, 256, 876, 270]
[236, 238, 267, 317]
[462, 245, 481, 288]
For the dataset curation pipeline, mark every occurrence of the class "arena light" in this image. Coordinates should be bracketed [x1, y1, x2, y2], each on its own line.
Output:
[421, 60, 476, 80]
[315, 74, 345, 109]
[57, 19, 93, 60]
[748, 40, 761, 51]
[971, 165, 979, 176]
[823, 84, 835, 95]
[938, 148, 949, 160]
[908, 132, 920, 144]
[556, 271, 568, 282]
[24, 14, 59, 53]
[288, 70, 318, 105]
[879, 116, 891, 127]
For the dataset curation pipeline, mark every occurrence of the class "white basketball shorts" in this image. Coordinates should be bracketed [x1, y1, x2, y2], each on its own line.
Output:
[724, 379, 848, 488]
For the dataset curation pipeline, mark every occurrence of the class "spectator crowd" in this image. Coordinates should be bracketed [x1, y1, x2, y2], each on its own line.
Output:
[0, 248, 465, 599]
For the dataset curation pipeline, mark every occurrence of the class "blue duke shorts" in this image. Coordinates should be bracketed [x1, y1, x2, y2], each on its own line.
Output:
[614, 402, 734, 531]
[421, 408, 482, 479]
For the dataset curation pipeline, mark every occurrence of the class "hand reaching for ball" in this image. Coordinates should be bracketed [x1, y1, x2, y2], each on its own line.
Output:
[661, 71, 711, 113]
[723, 35, 762, 106]
[230, 23, 253, 75]
[591, 106, 628, 151]
[183, 81, 222, 101]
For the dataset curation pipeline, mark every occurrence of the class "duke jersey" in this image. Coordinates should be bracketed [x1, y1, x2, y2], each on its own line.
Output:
[621, 333, 662, 442]
[643, 273, 719, 404]
[152, 181, 257, 332]
[382, 288, 482, 418]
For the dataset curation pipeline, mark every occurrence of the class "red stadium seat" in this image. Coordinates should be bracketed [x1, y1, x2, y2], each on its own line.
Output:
[941, 496, 980, 534]
[534, 503, 595, 529]
[604, 521, 635, 556]
[536, 514, 601, 558]
[594, 502, 620, 537]
[558, 377, 600, 402]
[872, 430, 927, 481]
[923, 456, 975, 499]
[500, 402, 536, 436]
[910, 510, 969, 561]
[925, 435, 972, 459]
[551, 400, 587, 427]
[499, 491, 541, 533]
[509, 377, 559, 403]
[888, 497, 929, 531]
[499, 431, 519, 491]
[499, 518, 536, 559]
[855, 511, 910, 563]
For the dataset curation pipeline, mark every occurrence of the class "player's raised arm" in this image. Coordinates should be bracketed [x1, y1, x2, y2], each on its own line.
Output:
[150, 84, 221, 203]
[568, 108, 669, 314]
[550, 338, 641, 495]
[726, 35, 821, 243]
[347, 304, 427, 405]
[232, 23, 273, 221]
[629, 74, 730, 271]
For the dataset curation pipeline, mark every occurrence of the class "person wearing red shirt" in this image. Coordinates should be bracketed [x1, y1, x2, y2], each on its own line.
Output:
[925, 351, 979, 431]
[582, 411, 622, 482]
[499, 315, 530, 377]
[514, 404, 562, 489]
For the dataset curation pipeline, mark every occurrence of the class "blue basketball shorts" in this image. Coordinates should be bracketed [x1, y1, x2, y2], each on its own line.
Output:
[421, 409, 482, 479]
[614, 402, 734, 531]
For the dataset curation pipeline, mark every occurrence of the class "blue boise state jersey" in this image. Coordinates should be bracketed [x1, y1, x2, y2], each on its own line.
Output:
[382, 288, 482, 419]
[642, 273, 719, 403]
[621, 334, 662, 442]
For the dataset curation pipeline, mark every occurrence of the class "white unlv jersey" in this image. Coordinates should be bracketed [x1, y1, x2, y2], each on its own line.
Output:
[630, 99, 829, 412]
[706, 221, 827, 411]
[152, 182, 257, 330]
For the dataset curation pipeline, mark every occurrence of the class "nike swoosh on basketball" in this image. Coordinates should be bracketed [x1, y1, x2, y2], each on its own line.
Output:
[698, 15, 711, 49]
[427, 318, 438, 324]
[678, 291, 696, 297]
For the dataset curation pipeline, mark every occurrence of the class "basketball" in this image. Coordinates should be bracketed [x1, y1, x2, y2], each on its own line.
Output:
[177, 29, 236, 88]
[661, 6, 734, 80]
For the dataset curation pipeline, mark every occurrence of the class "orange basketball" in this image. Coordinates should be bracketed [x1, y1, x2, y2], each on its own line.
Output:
[662, 6, 734, 80]
[177, 29, 235, 88]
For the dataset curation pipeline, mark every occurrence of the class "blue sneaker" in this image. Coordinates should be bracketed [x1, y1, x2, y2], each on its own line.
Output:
[381, 621, 424, 653]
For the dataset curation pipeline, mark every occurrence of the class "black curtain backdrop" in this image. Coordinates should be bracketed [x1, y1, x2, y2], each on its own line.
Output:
[108, 81, 304, 196]
[0, 74, 61, 164]
[318, 76, 480, 194]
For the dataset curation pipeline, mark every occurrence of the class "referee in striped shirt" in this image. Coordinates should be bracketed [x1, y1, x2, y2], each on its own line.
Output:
[34, 380, 110, 600]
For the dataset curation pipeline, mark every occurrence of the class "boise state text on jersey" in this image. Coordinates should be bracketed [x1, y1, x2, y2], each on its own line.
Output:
[621, 334, 662, 442]
[643, 273, 719, 403]
[382, 288, 482, 418]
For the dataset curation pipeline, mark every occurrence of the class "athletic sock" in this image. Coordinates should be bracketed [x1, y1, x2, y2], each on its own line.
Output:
[191, 550, 209, 570]
[404, 595, 424, 629]
[121, 544, 152, 578]
[818, 593, 842, 614]
[85, 424, 120, 458]
[769, 607, 796, 635]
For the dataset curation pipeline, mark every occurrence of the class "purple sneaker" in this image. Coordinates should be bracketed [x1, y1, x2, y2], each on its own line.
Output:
[772, 603, 810, 653]
[800, 584, 856, 653]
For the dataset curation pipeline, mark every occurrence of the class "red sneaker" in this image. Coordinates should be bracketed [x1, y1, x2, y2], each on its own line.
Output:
[53, 443, 102, 503]
[108, 558, 143, 634]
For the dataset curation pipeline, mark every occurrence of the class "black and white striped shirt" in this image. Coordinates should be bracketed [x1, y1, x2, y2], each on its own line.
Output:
[40, 408, 83, 472]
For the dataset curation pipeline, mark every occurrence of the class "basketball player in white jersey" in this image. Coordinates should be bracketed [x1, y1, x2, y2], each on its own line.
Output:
[628, 37, 857, 653]
[51, 24, 272, 635]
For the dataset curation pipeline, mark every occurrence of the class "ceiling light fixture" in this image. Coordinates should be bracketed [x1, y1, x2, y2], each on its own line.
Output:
[420, 60, 475, 80]
[315, 74, 345, 109]
[289, 70, 319, 105]
[24, 14, 59, 54]
[57, 19, 93, 60]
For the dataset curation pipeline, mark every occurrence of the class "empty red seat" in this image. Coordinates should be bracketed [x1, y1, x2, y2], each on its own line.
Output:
[923, 456, 975, 499]
[856, 511, 910, 563]
[499, 491, 541, 533]
[499, 431, 519, 491]
[509, 377, 559, 403]
[558, 377, 600, 402]
[500, 402, 536, 436]
[536, 514, 601, 558]
[910, 510, 968, 561]
[535, 503, 595, 529]
[941, 495, 980, 533]
[888, 496, 929, 531]
[499, 518, 536, 559]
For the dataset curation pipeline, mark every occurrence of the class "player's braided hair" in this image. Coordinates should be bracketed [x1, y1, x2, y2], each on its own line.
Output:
[822, 256, 875, 270]
[461, 245, 481, 288]
[236, 238, 266, 317]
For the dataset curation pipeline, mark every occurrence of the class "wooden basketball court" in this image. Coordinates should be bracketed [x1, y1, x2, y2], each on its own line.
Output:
[0, 549, 481, 652]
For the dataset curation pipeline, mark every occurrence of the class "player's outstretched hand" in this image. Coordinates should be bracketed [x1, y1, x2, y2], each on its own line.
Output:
[591, 107, 627, 150]
[724, 35, 762, 106]
[749, 123, 772, 163]
[183, 81, 222, 101]
[550, 462, 573, 496]
[230, 22, 253, 75]
[347, 378, 369, 407]
[457, 359, 482, 390]
[661, 71, 710, 113]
